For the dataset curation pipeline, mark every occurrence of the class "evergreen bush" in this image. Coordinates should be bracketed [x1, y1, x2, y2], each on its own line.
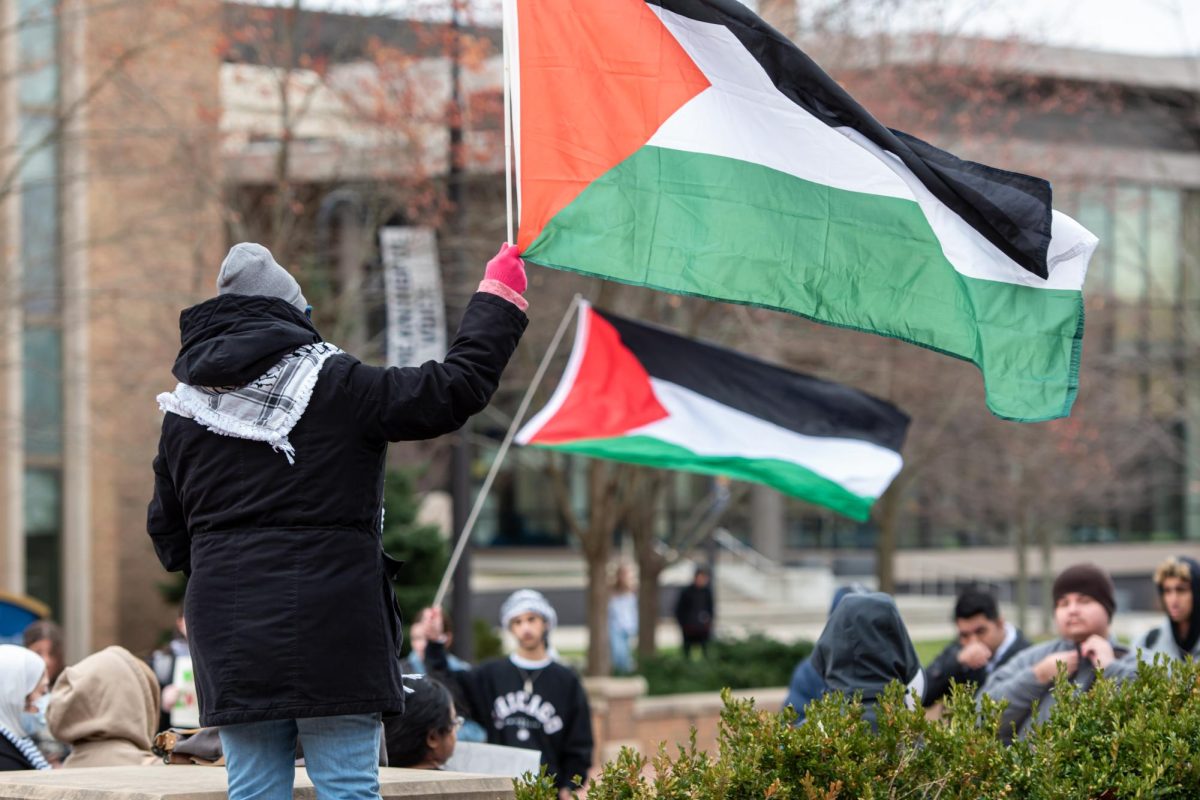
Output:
[515, 657, 1200, 800]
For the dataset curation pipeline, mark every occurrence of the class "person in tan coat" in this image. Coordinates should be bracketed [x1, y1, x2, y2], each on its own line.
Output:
[48, 646, 161, 767]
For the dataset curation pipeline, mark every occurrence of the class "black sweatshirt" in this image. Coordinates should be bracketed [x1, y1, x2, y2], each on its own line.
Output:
[426, 641, 593, 788]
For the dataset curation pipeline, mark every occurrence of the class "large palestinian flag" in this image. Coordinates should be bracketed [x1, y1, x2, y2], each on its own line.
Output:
[516, 302, 910, 521]
[507, 0, 1098, 422]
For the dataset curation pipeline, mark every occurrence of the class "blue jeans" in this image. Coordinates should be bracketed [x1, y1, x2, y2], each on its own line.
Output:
[220, 713, 382, 800]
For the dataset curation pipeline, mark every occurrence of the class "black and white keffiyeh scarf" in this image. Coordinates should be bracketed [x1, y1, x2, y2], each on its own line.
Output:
[157, 342, 343, 464]
[0, 723, 50, 770]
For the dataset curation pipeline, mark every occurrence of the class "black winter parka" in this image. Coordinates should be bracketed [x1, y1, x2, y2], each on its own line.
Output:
[147, 292, 526, 726]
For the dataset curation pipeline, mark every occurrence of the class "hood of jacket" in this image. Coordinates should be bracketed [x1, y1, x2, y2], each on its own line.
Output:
[811, 592, 922, 705]
[47, 646, 160, 765]
[172, 294, 321, 386]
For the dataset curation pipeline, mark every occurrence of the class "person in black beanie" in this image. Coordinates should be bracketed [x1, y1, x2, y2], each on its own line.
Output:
[1134, 555, 1200, 663]
[981, 563, 1136, 743]
[147, 242, 529, 799]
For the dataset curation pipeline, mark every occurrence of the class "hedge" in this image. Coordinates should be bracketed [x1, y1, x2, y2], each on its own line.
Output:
[516, 656, 1200, 799]
[637, 634, 813, 695]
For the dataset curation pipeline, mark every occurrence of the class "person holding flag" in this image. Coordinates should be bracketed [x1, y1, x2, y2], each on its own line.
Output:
[146, 242, 528, 800]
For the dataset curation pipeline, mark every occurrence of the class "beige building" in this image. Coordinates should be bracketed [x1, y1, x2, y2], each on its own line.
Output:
[0, 0, 223, 659]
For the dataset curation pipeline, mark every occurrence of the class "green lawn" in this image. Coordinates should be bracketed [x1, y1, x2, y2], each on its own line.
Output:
[913, 638, 952, 664]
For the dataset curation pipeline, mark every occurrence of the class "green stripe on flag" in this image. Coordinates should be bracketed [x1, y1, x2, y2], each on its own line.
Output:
[538, 435, 875, 521]
[524, 145, 1083, 422]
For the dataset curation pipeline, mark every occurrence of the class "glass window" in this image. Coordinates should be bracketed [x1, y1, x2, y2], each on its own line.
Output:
[24, 468, 61, 613]
[17, 115, 57, 184]
[1111, 185, 1147, 304]
[21, 182, 60, 315]
[1075, 185, 1111, 293]
[17, 0, 57, 109]
[1146, 188, 1181, 304]
[1111, 185, 1147, 350]
[23, 328, 62, 455]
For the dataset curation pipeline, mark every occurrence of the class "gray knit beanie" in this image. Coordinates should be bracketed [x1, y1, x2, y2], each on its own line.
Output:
[217, 243, 308, 312]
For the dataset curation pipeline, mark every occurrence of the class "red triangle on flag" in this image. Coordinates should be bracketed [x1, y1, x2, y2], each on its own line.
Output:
[516, 0, 711, 251]
[526, 307, 669, 444]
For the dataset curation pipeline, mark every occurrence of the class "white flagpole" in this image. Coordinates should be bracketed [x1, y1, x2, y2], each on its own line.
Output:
[502, 0, 516, 246]
[433, 294, 583, 608]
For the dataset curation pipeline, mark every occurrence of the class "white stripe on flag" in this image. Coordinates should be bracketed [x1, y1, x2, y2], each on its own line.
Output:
[646, 6, 1093, 292]
[629, 379, 904, 499]
[515, 300, 592, 445]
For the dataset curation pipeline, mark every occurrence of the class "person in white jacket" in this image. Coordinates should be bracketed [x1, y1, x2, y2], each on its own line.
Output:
[1134, 555, 1199, 663]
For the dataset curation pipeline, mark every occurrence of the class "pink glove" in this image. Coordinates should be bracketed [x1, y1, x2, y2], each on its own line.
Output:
[479, 242, 529, 311]
[485, 243, 527, 294]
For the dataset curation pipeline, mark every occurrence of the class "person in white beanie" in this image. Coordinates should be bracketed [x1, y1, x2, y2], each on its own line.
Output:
[148, 242, 529, 799]
[420, 592, 592, 798]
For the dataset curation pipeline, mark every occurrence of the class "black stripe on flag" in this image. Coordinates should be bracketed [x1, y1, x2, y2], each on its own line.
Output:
[644, 0, 1055, 279]
[597, 309, 910, 453]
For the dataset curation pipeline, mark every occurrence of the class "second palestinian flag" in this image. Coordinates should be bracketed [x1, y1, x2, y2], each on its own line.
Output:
[516, 302, 910, 521]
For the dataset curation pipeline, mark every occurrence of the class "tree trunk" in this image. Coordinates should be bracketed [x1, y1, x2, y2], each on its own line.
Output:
[1014, 518, 1029, 632]
[1039, 524, 1054, 636]
[581, 462, 615, 677]
[585, 546, 610, 676]
[876, 484, 899, 594]
[636, 555, 664, 659]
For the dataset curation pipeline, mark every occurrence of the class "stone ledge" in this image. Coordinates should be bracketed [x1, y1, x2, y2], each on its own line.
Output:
[635, 687, 788, 720]
[0, 766, 515, 800]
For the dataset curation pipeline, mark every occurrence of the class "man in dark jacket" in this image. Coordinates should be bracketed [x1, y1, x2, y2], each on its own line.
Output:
[809, 592, 925, 731]
[147, 242, 528, 800]
[674, 567, 715, 659]
[923, 588, 1030, 707]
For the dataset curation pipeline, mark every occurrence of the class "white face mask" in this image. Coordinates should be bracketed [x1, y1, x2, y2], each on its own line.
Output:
[21, 694, 49, 735]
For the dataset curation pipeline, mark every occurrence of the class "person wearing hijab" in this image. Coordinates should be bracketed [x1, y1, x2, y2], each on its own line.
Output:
[808, 592, 925, 731]
[47, 646, 161, 767]
[0, 645, 52, 771]
[383, 678, 460, 769]
[1135, 555, 1200, 663]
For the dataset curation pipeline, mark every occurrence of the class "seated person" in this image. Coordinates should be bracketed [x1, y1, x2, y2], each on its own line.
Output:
[1134, 555, 1199, 663]
[809, 592, 925, 731]
[981, 563, 1136, 743]
[0, 645, 51, 771]
[923, 588, 1029, 707]
[783, 585, 863, 724]
[402, 609, 485, 743]
[48, 646, 161, 767]
[384, 677, 459, 769]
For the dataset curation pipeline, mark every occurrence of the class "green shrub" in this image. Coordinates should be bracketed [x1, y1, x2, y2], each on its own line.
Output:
[380, 468, 447, 622]
[637, 634, 813, 695]
[515, 656, 1200, 800]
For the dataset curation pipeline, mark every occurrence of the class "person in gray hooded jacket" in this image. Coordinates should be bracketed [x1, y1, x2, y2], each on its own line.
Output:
[809, 592, 925, 731]
[980, 563, 1137, 743]
[1134, 555, 1200, 663]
